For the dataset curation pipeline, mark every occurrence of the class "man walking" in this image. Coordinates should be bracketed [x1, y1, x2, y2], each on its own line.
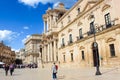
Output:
[52, 63, 58, 80]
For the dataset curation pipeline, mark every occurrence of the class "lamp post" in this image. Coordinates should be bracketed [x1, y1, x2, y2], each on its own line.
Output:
[90, 15, 101, 75]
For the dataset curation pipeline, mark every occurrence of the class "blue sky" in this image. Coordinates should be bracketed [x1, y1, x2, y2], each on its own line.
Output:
[0, 0, 77, 52]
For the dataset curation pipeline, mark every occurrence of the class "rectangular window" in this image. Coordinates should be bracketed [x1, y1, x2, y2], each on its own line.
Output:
[63, 55, 65, 62]
[79, 28, 83, 39]
[77, 8, 80, 14]
[109, 44, 115, 57]
[105, 13, 111, 28]
[81, 51, 85, 60]
[90, 22, 95, 34]
[62, 38, 64, 45]
[71, 53, 74, 61]
[69, 34, 72, 43]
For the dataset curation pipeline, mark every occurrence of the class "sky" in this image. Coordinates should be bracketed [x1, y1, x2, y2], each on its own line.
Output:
[0, 0, 77, 52]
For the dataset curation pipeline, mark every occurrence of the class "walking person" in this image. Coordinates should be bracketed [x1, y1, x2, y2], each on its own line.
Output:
[4, 64, 9, 76]
[9, 63, 14, 76]
[52, 63, 58, 80]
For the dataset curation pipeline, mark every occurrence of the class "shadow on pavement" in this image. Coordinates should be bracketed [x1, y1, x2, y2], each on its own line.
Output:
[12, 73, 21, 76]
[102, 68, 119, 74]
[58, 75, 65, 79]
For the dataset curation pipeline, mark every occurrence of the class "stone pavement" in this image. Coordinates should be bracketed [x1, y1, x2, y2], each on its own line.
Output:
[0, 67, 120, 80]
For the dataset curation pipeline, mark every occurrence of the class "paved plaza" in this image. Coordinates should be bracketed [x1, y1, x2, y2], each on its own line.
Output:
[0, 67, 120, 80]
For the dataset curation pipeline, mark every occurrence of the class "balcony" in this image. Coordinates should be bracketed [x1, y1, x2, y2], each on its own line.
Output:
[77, 36, 84, 41]
[96, 20, 115, 33]
[68, 40, 73, 45]
[87, 19, 116, 36]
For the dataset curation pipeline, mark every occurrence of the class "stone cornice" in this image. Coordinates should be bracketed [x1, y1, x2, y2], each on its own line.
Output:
[79, 46, 85, 50]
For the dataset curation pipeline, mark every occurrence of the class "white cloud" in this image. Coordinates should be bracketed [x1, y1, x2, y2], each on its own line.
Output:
[18, 0, 77, 8]
[53, 2, 60, 8]
[0, 30, 19, 42]
[23, 26, 29, 29]
[22, 35, 30, 43]
[12, 48, 20, 52]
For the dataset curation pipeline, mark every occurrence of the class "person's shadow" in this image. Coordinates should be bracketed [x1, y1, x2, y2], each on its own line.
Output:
[102, 67, 119, 74]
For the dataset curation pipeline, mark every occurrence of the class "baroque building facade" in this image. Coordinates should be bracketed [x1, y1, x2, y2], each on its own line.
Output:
[0, 41, 16, 64]
[24, 34, 42, 65]
[41, 0, 120, 68]
[42, 3, 67, 66]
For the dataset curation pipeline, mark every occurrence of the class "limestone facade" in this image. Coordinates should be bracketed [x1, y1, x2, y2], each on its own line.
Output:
[0, 41, 15, 64]
[42, 3, 67, 65]
[24, 34, 42, 64]
[42, 0, 120, 68]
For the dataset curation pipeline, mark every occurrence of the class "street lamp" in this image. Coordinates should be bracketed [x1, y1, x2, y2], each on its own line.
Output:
[90, 14, 101, 75]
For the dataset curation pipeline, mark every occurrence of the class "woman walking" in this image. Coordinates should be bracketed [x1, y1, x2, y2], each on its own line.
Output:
[9, 63, 14, 76]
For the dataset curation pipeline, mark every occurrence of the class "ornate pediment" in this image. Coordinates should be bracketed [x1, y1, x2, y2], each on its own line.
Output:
[70, 50, 73, 53]
[106, 37, 116, 43]
[62, 52, 65, 54]
[83, 1, 97, 12]
[61, 33, 65, 37]
[68, 29, 72, 33]
[77, 21, 83, 26]
[102, 4, 111, 12]
[79, 46, 85, 50]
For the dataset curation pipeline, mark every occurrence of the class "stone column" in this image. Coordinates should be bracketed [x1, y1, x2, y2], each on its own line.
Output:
[44, 45, 47, 62]
[48, 43, 50, 62]
[47, 18, 49, 32]
[34, 56, 37, 64]
[54, 40, 56, 61]
[44, 21, 46, 33]
[42, 46, 44, 62]
[50, 42, 53, 62]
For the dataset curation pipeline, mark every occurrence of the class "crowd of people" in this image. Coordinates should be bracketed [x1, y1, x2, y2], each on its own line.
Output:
[1, 62, 59, 80]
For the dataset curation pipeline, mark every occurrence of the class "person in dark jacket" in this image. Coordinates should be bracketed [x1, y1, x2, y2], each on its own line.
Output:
[4, 64, 9, 76]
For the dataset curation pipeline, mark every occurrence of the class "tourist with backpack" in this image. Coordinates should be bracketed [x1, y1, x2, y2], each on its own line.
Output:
[52, 63, 58, 80]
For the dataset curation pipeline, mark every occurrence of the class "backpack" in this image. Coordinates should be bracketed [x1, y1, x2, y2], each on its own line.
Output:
[55, 65, 58, 70]
[10, 64, 13, 69]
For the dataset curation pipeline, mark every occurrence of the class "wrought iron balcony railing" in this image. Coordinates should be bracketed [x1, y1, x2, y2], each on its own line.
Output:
[77, 36, 84, 41]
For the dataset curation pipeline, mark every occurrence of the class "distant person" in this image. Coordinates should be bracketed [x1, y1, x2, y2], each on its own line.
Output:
[4, 64, 9, 76]
[52, 63, 58, 80]
[9, 63, 14, 76]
